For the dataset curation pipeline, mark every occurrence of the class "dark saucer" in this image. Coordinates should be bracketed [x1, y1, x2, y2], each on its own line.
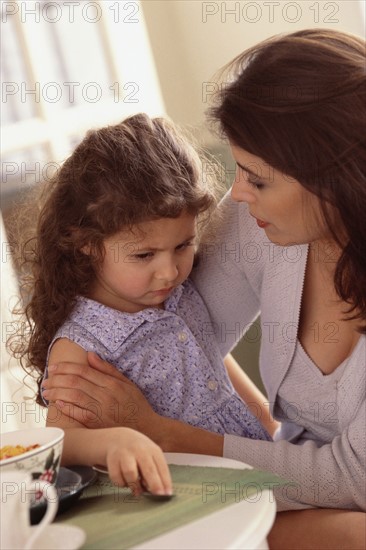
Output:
[30, 465, 97, 525]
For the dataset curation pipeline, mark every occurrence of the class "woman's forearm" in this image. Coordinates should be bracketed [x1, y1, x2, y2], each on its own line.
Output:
[224, 353, 280, 437]
[151, 415, 224, 456]
[268, 508, 366, 550]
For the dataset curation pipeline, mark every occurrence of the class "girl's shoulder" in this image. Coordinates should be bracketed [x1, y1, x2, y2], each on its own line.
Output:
[51, 296, 137, 354]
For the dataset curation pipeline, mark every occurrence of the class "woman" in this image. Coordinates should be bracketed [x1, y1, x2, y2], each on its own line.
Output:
[41, 29, 366, 548]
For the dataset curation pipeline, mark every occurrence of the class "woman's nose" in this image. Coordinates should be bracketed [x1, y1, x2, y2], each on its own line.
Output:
[231, 176, 256, 204]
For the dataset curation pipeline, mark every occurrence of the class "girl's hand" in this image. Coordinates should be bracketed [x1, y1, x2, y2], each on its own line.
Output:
[42, 352, 159, 434]
[56, 426, 172, 496]
[105, 428, 173, 496]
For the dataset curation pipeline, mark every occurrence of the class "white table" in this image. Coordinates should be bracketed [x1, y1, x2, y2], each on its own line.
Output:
[134, 453, 276, 550]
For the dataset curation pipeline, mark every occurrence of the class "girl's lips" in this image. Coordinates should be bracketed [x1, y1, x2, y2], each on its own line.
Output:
[152, 287, 173, 295]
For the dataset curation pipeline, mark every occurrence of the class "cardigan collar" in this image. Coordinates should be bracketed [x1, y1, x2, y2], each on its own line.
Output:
[259, 243, 309, 411]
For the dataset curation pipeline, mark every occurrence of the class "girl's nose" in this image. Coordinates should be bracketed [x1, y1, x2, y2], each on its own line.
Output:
[156, 259, 178, 282]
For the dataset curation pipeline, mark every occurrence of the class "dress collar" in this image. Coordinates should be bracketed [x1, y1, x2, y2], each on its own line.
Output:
[74, 284, 185, 349]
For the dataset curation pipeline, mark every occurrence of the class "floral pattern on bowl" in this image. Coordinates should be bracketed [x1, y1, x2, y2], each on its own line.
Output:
[0, 428, 64, 503]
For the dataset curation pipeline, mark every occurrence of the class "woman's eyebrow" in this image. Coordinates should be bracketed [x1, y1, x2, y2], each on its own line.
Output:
[236, 161, 270, 181]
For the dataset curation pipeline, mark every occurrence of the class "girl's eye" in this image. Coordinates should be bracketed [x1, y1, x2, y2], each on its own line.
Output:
[133, 252, 153, 261]
[176, 240, 194, 251]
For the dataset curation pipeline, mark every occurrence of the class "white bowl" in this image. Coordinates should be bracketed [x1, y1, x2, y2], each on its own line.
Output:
[0, 427, 64, 486]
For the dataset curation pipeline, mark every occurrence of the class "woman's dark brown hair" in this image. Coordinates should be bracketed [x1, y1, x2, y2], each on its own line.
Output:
[11, 113, 217, 403]
[210, 28, 366, 330]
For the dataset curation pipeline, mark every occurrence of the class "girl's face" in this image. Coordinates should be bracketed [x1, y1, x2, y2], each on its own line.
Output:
[89, 212, 197, 313]
[230, 145, 330, 246]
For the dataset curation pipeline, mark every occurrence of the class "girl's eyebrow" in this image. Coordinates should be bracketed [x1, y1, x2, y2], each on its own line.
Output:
[138, 234, 197, 252]
[236, 161, 270, 181]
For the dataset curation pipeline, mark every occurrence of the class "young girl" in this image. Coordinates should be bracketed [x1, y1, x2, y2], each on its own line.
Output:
[13, 114, 270, 492]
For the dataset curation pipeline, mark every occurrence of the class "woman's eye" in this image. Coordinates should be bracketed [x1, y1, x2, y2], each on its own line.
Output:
[239, 167, 264, 190]
[247, 178, 264, 190]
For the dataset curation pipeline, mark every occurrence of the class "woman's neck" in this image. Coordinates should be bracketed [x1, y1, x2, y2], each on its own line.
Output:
[307, 238, 342, 278]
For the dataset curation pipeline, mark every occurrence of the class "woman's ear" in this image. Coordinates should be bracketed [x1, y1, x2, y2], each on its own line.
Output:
[80, 243, 91, 255]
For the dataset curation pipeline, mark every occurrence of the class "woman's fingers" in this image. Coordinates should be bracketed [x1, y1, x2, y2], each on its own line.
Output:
[45, 388, 129, 429]
[43, 362, 149, 429]
[42, 371, 110, 420]
[86, 352, 134, 383]
[47, 400, 100, 427]
[48, 358, 129, 387]
[44, 357, 136, 404]
[43, 371, 98, 395]
[43, 356, 159, 434]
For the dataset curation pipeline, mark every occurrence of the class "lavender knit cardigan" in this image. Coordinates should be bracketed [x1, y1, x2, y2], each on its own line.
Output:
[192, 193, 365, 512]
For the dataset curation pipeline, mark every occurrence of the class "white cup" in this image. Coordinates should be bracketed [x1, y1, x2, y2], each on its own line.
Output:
[0, 470, 58, 550]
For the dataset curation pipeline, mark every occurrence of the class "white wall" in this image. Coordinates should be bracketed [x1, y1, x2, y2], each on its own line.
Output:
[141, 0, 365, 142]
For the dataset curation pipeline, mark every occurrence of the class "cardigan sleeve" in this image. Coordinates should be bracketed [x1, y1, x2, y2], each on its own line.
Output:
[224, 398, 366, 511]
[192, 193, 265, 357]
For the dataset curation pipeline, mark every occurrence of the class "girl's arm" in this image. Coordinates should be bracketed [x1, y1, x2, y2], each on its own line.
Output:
[45, 339, 172, 495]
[224, 354, 280, 437]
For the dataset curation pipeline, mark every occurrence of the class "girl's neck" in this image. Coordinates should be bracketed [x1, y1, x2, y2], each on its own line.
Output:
[84, 285, 166, 314]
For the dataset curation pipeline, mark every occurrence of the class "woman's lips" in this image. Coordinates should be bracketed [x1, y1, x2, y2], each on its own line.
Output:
[251, 214, 269, 228]
[256, 218, 269, 228]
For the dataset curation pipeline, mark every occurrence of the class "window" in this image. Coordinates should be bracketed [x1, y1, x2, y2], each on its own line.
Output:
[1, 0, 165, 202]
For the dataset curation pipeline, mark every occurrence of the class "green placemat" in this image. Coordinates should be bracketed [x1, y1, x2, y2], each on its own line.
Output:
[59, 465, 284, 549]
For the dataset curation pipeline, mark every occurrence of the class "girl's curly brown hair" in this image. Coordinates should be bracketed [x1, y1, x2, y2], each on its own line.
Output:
[10, 113, 218, 404]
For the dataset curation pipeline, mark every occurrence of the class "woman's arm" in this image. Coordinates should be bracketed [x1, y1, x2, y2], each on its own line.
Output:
[43, 351, 224, 455]
[224, 353, 280, 437]
[43, 352, 366, 511]
[268, 508, 366, 550]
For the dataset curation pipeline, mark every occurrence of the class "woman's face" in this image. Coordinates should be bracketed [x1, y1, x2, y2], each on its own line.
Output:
[230, 145, 330, 247]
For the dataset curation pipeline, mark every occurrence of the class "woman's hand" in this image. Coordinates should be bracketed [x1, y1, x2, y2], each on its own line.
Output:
[43, 351, 224, 456]
[42, 352, 158, 435]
